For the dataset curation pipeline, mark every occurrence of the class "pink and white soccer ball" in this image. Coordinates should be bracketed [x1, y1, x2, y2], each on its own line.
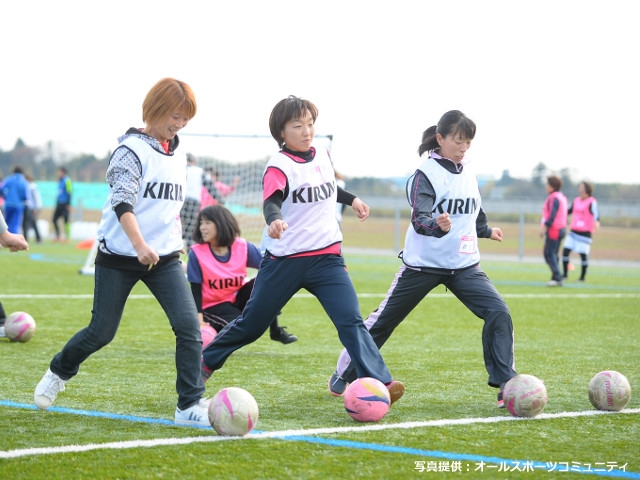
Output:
[200, 324, 217, 349]
[208, 387, 259, 436]
[343, 377, 390, 422]
[503, 374, 548, 418]
[588, 370, 631, 411]
[5, 311, 36, 342]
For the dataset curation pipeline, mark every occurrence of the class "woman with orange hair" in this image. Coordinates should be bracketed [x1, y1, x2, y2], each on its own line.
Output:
[35, 78, 211, 427]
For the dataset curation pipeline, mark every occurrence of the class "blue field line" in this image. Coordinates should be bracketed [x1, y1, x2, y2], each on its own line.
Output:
[2, 399, 638, 477]
[0, 400, 216, 430]
[28, 253, 86, 265]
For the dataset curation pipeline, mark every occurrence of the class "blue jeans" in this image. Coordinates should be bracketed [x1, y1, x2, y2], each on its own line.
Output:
[50, 259, 205, 410]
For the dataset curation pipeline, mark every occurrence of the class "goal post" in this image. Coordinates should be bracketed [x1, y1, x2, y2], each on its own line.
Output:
[79, 133, 333, 275]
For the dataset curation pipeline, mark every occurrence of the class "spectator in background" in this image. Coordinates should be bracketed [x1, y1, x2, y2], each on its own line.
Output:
[180, 153, 222, 250]
[562, 181, 600, 282]
[52, 167, 72, 242]
[200, 168, 240, 209]
[540, 175, 568, 287]
[0, 209, 29, 337]
[22, 174, 42, 243]
[0, 166, 31, 234]
[187, 205, 297, 346]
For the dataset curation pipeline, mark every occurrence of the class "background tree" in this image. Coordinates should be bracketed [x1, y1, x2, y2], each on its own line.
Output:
[531, 162, 548, 187]
[0, 139, 638, 203]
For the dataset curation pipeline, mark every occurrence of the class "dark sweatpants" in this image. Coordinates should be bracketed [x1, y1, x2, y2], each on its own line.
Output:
[335, 263, 517, 388]
[202, 253, 393, 384]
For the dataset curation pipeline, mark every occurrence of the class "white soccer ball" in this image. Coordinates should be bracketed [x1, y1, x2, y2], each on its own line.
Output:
[208, 387, 259, 436]
[588, 370, 631, 411]
[503, 374, 548, 418]
[4, 311, 36, 342]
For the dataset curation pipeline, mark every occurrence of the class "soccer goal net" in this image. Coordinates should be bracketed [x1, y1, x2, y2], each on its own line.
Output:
[79, 133, 334, 275]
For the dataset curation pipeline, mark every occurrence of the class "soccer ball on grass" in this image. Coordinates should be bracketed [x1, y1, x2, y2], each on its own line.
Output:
[4, 311, 36, 342]
[503, 374, 548, 418]
[343, 377, 390, 422]
[588, 370, 631, 411]
[208, 387, 259, 436]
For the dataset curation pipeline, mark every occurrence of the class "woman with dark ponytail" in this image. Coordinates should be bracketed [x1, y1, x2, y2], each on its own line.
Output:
[328, 110, 520, 409]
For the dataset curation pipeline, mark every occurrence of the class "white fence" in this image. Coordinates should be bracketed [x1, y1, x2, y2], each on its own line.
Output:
[364, 197, 640, 256]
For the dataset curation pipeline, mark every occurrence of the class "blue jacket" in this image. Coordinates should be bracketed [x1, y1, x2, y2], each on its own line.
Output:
[57, 175, 73, 204]
[1, 173, 31, 209]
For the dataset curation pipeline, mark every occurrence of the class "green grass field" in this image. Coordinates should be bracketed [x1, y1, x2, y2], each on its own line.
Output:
[1, 241, 639, 479]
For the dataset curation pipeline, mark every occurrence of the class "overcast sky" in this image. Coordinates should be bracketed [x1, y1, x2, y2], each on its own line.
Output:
[3, 0, 639, 184]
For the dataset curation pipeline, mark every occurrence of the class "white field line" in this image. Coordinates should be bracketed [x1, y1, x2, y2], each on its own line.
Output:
[1, 408, 639, 459]
[2, 293, 640, 300]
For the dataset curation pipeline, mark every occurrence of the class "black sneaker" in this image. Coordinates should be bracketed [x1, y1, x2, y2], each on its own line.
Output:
[328, 372, 348, 396]
[270, 326, 298, 344]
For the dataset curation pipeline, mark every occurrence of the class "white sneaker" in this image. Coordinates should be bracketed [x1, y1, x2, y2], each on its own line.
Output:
[0, 326, 5, 338]
[34, 369, 66, 410]
[175, 401, 211, 427]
